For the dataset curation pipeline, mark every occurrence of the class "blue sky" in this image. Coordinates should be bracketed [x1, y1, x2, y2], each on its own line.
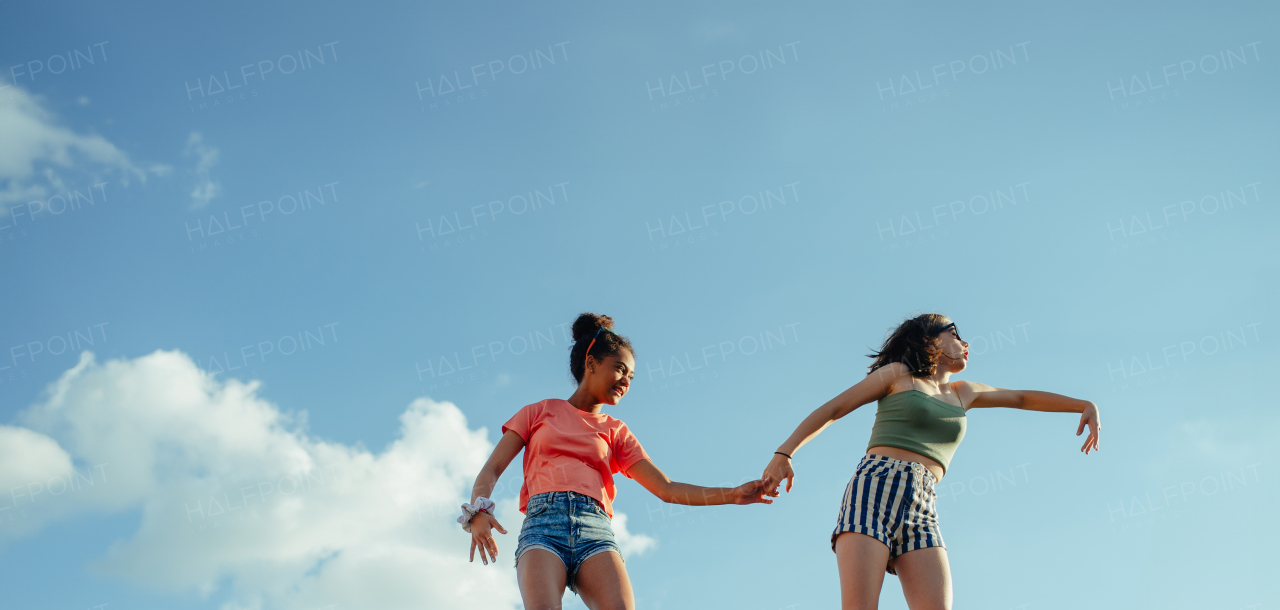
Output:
[1, 2, 1277, 609]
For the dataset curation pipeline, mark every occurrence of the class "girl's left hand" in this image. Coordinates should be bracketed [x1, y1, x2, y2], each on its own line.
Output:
[732, 479, 775, 505]
[1076, 403, 1101, 454]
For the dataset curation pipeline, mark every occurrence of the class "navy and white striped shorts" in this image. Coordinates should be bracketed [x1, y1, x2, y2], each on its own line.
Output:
[831, 454, 945, 574]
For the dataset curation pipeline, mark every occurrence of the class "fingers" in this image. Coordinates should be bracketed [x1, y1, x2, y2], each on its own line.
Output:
[471, 532, 499, 565]
[1076, 417, 1085, 436]
[763, 473, 783, 496]
[1080, 426, 1099, 454]
[494, 520, 507, 535]
[750, 482, 772, 505]
[785, 473, 794, 493]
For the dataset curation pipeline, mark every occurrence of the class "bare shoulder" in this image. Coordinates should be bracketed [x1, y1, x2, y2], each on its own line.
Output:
[828, 362, 909, 420]
[954, 379, 998, 393]
[869, 362, 913, 395]
[953, 380, 1020, 410]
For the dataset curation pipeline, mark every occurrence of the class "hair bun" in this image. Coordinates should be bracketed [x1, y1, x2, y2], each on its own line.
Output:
[571, 313, 614, 343]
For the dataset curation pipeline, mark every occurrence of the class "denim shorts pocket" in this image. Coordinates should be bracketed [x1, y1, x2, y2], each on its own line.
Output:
[591, 501, 611, 521]
[525, 498, 550, 519]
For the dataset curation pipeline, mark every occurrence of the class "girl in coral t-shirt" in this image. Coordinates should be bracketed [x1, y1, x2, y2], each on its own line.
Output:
[460, 313, 770, 608]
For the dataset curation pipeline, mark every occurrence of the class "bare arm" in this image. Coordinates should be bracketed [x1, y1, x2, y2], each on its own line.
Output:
[627, 459, 771, 506]
[960, 380, 1101, 454]
[471, 429, 525, 504]
[465, 429, 525, 566]
[960, 381, 1089, 413]
[762, 362, 904, 492]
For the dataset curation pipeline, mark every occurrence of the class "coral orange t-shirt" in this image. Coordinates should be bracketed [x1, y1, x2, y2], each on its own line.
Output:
[502, 398, 649, 519]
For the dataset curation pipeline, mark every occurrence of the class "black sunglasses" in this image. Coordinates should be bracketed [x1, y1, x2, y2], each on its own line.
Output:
[937, 322, 962, 342]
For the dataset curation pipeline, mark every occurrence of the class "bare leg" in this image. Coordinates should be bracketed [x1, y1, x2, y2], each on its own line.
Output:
[517, 548, 569, 610]
[573, 551, 634, 610]
[893, 547, 952, 610]
[834, 532, 891, 610]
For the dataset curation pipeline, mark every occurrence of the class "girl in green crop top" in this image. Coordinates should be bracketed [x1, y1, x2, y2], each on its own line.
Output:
[759, 313, 1102, 609]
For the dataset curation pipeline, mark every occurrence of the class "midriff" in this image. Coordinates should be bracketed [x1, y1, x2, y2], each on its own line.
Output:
[866, 446, 946, 482]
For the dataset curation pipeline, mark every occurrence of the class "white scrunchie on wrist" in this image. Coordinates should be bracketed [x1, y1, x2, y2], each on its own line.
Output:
[458, 496, 496, 533]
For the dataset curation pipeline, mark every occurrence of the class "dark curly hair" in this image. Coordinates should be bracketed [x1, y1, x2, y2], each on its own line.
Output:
[867, 313, 956, 378]
[568, 312, 634, 384]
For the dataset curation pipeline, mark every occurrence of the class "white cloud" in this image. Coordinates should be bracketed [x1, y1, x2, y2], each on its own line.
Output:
[1, 350, 655, 609]
[183, 131, 221, 209]
[0, 87, 167, 212]
[611, 512, 657, 557]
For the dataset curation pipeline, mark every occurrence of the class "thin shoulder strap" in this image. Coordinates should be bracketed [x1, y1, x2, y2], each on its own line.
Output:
[950, 381, 963, 408]
[909, 371, 916, 391]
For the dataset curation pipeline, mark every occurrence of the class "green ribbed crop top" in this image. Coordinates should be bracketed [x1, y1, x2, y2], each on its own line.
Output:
[865, 376, 967, 474]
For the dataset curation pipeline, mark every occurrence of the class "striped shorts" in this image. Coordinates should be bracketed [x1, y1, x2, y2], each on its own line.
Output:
[831, 454, 945, 574]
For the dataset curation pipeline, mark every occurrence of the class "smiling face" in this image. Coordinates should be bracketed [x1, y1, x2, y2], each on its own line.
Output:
[584, 348, 635, 405]
[932, 321, 970, 373]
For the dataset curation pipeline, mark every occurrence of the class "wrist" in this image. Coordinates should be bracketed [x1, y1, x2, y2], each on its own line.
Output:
[458, 496, 496, 532]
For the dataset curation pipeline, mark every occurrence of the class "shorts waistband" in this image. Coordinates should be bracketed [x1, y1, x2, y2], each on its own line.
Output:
[862, 454, 938, 483]
[531, 491, 601, 505]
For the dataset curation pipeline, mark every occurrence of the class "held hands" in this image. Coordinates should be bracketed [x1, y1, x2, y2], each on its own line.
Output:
[761, 453, 795, 496]
[468, 512, 507, 565]
[732, 478, 775, 505]
[1076, 402, 1101, 454]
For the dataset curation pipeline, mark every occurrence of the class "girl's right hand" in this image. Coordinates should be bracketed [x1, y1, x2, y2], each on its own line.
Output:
[468, 512, 507, 565]
[762, 453, 795, 495]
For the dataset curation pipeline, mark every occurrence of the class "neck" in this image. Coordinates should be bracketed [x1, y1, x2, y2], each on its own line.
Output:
[925, 365, 954, 386]
[926, 373, 952, 386]
[567, 386, 605, 414]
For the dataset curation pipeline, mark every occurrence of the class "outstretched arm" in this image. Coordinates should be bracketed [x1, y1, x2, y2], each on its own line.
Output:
[961, 381, 1101, 454]
[627, 459, 772, 506]
[761, 362, 903, 493]
[465, 429, 525, 565]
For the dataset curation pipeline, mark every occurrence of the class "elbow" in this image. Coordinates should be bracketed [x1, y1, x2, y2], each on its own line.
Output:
[823, 402, 846, 422]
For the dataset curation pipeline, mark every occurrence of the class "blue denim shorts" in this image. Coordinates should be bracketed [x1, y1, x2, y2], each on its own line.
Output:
[514, 491, 622, 593]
